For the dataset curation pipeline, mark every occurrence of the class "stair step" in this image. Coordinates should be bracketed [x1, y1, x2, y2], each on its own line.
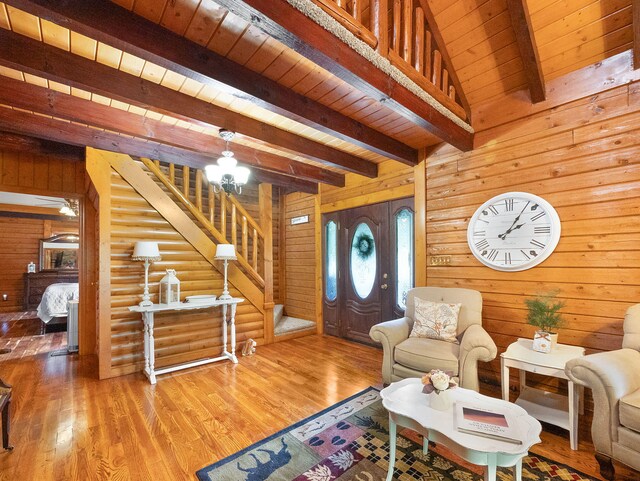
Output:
[274, 316, 315, 336]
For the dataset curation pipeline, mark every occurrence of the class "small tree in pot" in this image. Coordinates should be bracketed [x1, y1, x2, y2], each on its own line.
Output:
[525, 291, 565, 353]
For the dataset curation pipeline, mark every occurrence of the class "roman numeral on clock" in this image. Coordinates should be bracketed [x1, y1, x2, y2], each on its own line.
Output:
[534, 226, 551, 234]
[473, 230, 486, 237]
[488, 205, 499, 215]
[521, 250, 531, 260]
[504, 198, 514, 211]
[504, 252, 512, 265]
[531, 212, 546, 221]
[475, 239, 489, 250]
[530, 239, 546, 248]
[486, 249, 498, 261]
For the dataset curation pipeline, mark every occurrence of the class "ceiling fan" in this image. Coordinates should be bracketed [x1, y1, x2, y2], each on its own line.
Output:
[36, 197, 79, 217]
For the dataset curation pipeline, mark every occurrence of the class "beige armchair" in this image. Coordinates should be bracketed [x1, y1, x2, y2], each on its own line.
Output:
[565, 304, 640, 480]
[369, 287, 497, 391]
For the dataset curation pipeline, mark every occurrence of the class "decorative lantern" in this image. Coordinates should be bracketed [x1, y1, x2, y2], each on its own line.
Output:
[159, 269, 181, 305]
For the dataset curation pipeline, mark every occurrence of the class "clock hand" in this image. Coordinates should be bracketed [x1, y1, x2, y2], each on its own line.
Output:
[499, 201, 530, 238]
[498, 222, 527, 240]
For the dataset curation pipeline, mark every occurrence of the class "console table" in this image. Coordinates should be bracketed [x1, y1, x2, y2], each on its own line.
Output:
[501, 338, 585, 450]
[129, 298, 244, 384]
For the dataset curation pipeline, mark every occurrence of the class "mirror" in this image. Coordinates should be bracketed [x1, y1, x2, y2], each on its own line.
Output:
[40, 233, 79, 271]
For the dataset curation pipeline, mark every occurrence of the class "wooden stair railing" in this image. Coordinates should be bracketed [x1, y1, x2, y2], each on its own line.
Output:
[140, 158, 265, 288]
[309, 0, 466, 120]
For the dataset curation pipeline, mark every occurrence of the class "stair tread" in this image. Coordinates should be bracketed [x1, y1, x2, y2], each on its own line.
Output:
[274, 316, 315, 336]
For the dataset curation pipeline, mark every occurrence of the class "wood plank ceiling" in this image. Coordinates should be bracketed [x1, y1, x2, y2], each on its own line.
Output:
[0, 0, 634, 192]
[429, 0, 633, 109]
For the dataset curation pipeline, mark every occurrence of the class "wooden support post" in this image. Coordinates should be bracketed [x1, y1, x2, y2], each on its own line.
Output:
[259, 183, 274, 344]
[414, 149, 427, 286]
[278, 188, 286, 305]
[169, 163, 175, 184]
[314, 190, 323, 334]
[195, 169, 203, 212]
[85, 147, 113, 379]
[182, 165, 190, 200]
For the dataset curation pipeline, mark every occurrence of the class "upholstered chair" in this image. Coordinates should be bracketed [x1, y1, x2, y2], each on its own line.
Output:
[565, 304, 640, 480]
[369, 287, 497, 391]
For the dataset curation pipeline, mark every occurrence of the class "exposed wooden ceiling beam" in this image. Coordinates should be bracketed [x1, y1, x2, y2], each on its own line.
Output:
[416, 0, 471, 120]
[0, 76, 345, 187]
[507, 0, 546, 103]
[4, 0, 418, 166]
[0, 107, 319, 194]
[251, 170, 318, 194]
[634, 0, 640, 70]
[0, 28, 377, 178]
[0, 130, 84, 161]
[213, 0, 473, 152]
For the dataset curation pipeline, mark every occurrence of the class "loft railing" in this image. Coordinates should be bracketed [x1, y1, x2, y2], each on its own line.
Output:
[310, 0, 466, 119]
[141, 158, 265, 288]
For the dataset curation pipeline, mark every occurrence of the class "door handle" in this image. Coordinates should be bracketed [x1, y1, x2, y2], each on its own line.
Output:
[380, 283, 388, 290]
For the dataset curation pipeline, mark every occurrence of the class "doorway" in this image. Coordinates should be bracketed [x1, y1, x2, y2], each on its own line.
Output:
[322, 198, 414, 345]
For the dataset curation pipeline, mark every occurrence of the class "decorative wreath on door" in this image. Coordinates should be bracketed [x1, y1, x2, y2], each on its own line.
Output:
[353, 232, 374, 260]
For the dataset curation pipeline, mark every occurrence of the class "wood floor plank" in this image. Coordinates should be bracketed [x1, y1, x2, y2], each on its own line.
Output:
[0, 318, 639, 480]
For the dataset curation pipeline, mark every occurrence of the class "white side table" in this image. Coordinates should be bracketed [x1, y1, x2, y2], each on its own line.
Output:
[129, 298, 243, 384]
[501, 338, 585, 449]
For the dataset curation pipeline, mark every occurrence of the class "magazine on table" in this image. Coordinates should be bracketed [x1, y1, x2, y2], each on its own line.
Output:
[454, 402, 522, 445]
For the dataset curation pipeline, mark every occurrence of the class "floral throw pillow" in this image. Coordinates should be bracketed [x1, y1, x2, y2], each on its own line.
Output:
[409, 298, 461, 343]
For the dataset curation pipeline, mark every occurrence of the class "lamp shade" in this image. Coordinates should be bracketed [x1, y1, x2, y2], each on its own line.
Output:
[132, 241, 161, 260]
[214, 244, 237, 260]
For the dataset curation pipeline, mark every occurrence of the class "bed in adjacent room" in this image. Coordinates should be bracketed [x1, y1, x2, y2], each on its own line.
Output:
[36, 283, 79, 334]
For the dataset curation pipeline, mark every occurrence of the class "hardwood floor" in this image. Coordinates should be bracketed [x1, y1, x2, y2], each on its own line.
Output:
[0, 311, 67, 360]
[0, 334, 638, 480]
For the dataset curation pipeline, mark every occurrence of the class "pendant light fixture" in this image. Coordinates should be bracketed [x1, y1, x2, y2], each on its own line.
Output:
[205, 129, 250, 195]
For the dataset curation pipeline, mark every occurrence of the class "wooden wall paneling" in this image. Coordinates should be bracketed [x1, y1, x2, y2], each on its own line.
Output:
[320, 160, 414, 213]
[284, 192, 317, 322]
[0, 148, 84, 197]
[425, 80, 640, 396]
[279, 186, 287, 305]
[0, 216, 42, 312]
[85, 148, 112, 379]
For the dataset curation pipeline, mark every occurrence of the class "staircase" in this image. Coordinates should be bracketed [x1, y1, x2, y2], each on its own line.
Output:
[273, 303, 315, 337]
[140, 158, 266, 289]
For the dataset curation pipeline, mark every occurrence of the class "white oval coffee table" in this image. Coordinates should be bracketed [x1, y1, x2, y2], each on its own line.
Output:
[381, 378, 541, 481]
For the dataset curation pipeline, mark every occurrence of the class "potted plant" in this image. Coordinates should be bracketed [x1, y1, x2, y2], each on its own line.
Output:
[525, 291, 565, 353]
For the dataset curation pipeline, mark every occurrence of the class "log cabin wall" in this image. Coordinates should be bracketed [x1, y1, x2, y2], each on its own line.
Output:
[426, 80, 640, 394]
[108, 167, 264, 377]
[320, 160, 415, 214]
[283, 192, 317, 321]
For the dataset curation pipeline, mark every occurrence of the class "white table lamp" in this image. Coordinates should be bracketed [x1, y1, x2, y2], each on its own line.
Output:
[132, 241, 161, 307]
[215, 244, 236, 300]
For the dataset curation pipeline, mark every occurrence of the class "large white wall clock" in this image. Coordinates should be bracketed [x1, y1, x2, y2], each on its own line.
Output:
[467, 192, 561, 271]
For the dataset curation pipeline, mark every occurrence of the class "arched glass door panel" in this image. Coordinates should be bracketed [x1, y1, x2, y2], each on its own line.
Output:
[350, 222, 376, 299]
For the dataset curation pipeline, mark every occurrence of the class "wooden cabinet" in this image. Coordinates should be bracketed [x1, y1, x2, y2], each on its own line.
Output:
[23, 270, 78, 310]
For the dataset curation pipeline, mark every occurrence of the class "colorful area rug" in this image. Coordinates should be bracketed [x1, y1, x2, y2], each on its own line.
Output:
[197, 387, 596, 481]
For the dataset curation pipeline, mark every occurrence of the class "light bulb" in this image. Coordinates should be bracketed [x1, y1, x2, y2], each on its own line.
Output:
[234, 166, 250, 185]
[205, 164, 222, 183]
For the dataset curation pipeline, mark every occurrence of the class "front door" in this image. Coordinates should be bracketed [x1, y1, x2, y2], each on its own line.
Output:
[322, 198, 414, 345]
